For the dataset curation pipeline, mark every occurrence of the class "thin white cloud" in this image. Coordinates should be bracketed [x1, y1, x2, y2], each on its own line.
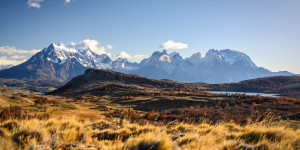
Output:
[130, 54, 147, 63]
[107, 45, 113, 50]
[10, 55, 26, 59]
[160, 40, 188, 50]
[80, 39, 100, 51]
[133, 54, 147, 59]
[0, 46, 40, 66]
[28, 0, 73, 8]
[98, 46, 106, 52]
[27, 0, 44, 8]
[69, 39, 111, 56]
[0, 56, 27, 66]
[78, 39, 108, 55]
[0, 46, 40, 55]
[116, 52, 131, 59]
[72, 39, 145, 62]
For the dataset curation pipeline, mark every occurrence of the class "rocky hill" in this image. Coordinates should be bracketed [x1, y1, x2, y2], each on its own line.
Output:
[49, 69, 184, 95]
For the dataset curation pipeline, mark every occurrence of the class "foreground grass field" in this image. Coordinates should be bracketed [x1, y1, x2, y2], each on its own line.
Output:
[0, 117, 299, 149]
[0, 104, 299, 150]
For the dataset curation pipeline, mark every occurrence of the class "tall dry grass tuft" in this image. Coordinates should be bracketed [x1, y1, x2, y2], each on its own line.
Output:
[0, 115, 299, 149]
[124, 133, 173, 150]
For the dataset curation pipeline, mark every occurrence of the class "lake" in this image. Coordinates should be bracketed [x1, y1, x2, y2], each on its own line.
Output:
[11, 86, 26, 89]
[206, 91, 280, 97]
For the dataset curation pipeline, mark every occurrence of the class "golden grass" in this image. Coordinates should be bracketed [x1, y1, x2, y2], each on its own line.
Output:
[0, 96, 299, 150]
[0, 116, 299, 150]
[0, 96, 34, 107]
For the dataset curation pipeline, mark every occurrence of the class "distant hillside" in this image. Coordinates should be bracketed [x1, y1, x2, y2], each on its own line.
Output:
[49, 69, 184, 95]
[209, 76, 300, 98]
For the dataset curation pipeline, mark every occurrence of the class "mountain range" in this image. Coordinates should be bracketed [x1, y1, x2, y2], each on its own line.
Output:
[0, 42, 294, 83]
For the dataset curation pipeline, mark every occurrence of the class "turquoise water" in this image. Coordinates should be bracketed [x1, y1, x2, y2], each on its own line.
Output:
[37, 93, 45, 95]
[206, 91, 279, 97]
[11, 86, 26, 89]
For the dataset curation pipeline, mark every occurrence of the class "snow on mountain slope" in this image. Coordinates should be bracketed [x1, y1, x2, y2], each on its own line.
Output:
[0, 42, 294, 83]
[137, 50, 186, 75]
[203, 49, 256, 67]
[30, 43, 113, 69]
[133, 49, 293, 83]
[186, 52, 202, 64]
[112, 58, 139, 72]
[159, 55, 171, 63]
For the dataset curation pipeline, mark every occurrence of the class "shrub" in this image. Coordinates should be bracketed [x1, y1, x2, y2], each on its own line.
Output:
[0, 106, 22, 121]
[0, 129, 4, 137]
[178, 137, 196, 146]
[61, 128, 87, 143]
[12, 131, 42, 148]
[2, 121, 19, 131]
[93, 129, 132, 142]
[238, 130, 286, 144]
[130, 136, 173, 150]
[91, 121, 112, 130]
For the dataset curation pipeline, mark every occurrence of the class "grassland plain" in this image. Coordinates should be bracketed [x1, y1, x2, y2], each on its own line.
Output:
[0, 104, 299, 150]
[0, 84, 299, 150]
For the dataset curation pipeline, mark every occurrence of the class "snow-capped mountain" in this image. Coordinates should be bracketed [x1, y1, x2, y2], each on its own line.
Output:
[183, 49, 274, 83]
[138, 50, 184, 73]
[112, 58, 139, 72]
[0, 43, 137, 81]
[186, 52, 202, 64]
[132, 50, 193, 81]
[202, 49, 256, 67]
[133, 49, 293, 83]
[31, 43, 113, 69]
[0, 42, 294, 83]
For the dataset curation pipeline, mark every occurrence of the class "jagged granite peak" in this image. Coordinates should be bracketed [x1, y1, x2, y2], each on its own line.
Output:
[29, 43, 113, 68]
[0, 42, 116, 81]
[186, 52, 202, 63]
[112, 58, 139, 71]
[204, 49, 256, 67]
[135, 49, 293, 83]
[141, 50, 183, 65]
[169, 52, 184, 62]
[0, 43, 294, 83]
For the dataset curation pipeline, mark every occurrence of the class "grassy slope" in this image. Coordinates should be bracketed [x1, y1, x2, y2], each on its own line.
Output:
[0, 85, 35, 107]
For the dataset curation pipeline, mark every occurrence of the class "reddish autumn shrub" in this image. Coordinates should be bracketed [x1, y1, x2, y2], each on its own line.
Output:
[0, 106, 22, 121]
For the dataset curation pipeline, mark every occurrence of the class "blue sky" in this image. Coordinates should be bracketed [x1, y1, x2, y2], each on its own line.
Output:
[0, 0, 300, 73]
